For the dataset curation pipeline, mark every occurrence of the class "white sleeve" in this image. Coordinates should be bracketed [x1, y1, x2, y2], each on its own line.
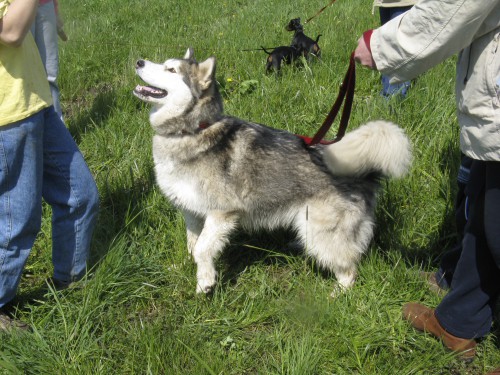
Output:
[371, 0, 500, 82]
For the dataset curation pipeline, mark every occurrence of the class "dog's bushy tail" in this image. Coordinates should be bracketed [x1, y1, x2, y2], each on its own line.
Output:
[323, 120, 412, 178]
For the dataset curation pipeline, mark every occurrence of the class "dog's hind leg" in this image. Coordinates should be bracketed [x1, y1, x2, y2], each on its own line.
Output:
[182, 210, 204, 255]
[295, 203, 374, 297]
[266, 56, 273, 73]
[192, 211, 239, 294]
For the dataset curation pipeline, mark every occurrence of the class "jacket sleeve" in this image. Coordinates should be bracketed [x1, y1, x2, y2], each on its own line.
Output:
[370, 0, 500, 82]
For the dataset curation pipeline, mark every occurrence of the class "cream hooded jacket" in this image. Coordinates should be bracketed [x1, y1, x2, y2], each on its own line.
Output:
[370, 0, 500, 161]
[373, 0, 417, 8]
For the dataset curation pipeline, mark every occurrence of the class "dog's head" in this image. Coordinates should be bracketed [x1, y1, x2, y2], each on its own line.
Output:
[285, 18, 302, 32]
[134, 48, 220, 129]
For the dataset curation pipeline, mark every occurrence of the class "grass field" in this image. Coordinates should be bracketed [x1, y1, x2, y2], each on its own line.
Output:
[1, 0, 499, 373]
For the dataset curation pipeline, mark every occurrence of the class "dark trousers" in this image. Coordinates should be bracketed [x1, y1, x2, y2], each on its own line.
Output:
[436, 155, 473, 289]
[435, 160, 500, 339]
[379, 6, 412, 25]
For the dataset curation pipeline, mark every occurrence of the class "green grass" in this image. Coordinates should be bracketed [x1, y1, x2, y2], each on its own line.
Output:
[2, 0, 500, 373]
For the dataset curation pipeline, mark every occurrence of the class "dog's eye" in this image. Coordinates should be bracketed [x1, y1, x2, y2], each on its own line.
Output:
[167, 67, 176, 73]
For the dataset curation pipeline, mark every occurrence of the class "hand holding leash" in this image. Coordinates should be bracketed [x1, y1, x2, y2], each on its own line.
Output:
[353, 30, 376, 69]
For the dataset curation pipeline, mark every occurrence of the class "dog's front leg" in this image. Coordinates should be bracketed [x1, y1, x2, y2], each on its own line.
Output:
[192, 211, 239, 294]
[182, 210, 204, 255]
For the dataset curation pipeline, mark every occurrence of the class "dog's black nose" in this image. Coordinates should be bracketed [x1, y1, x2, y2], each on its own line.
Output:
[136, 59, 145, 69]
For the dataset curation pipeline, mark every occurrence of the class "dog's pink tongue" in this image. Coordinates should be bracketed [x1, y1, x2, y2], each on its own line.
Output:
[136, 85, 165, 95]
[135, 85, 153, 93]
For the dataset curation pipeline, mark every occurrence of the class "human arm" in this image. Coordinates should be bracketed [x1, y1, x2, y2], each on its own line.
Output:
[0, 0, 39, 47]
[355, 0, 500, 82]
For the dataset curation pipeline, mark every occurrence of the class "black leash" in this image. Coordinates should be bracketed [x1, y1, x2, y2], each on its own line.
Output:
[241, 46, 281, 52]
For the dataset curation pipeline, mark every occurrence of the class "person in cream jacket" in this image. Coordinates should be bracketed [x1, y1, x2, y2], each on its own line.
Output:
[355, 0, 500, 361]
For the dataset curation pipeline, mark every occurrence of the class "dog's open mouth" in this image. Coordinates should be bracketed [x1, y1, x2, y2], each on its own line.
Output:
[134, 85, 168, 99]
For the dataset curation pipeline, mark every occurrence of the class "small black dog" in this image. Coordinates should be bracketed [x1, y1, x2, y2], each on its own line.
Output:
[261, 46, 300, 73]
[286, 18, 321, 59]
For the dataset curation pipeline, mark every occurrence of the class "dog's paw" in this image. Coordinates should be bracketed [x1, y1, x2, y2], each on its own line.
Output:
[196, 271, 216, 294]
[196, 279, 215, 294]
[329, 284, 348, 298]
[330, 271, 356, 298]
[195, 263, 217, 294]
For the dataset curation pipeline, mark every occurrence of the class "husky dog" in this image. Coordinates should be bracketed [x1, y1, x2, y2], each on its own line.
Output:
[133, 48, 412, 296]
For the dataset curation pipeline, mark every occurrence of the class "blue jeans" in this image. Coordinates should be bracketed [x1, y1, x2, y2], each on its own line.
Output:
[31, 1, 63, 120]
[379, 7, 412, 98]
[0, 107, 99, 308]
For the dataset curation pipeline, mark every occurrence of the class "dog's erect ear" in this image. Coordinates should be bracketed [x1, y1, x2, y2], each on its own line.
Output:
[198, 57, 216, 90]
[184, 47, 194, 60]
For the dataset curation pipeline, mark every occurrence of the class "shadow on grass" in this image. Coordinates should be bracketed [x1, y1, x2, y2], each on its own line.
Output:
[88, 165, 158, 266]
[374, 138, 463, 270]
[216, 229, 334, 291]
[65, 83, 117, 142]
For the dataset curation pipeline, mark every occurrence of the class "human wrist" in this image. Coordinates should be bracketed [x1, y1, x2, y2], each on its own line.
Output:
[353, 29, 377, 69]
[363, 30, 373, 53]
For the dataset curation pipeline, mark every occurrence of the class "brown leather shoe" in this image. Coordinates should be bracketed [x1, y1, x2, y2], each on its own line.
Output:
[402, 303, 476, 360]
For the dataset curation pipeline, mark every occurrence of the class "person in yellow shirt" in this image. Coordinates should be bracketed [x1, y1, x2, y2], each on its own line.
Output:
[0, 0, 99, 330]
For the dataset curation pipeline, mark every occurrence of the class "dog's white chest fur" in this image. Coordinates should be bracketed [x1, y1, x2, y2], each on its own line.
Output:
[154, 159, 204, 211]
[152, 139, 208, 214]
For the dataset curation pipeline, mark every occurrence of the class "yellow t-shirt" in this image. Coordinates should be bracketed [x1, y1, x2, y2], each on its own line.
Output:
[0, 0, 52, 126]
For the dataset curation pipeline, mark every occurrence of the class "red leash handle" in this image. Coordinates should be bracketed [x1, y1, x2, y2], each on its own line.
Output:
[304, 52, 356, 146]
[304, 0, 338, 24]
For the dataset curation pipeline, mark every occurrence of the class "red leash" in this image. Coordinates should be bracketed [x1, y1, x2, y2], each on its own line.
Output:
[299, 52, 356, 146]
[200, 53, 356, 146]
[304, 0, 338, 24]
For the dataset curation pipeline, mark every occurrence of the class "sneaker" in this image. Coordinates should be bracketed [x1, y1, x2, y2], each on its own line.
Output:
[45, 277, 87, 293]
[46, 277, 73, 291]
[0, 310, 29, 332]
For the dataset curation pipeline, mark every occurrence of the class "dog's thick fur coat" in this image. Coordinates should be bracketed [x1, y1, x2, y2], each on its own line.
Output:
[133, 48, 412, 296]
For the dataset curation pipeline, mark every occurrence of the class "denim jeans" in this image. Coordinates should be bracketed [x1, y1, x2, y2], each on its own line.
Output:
[379, 7, 413, 98]
[31, 1, 63, 120]
[0, 107, 99, 308]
